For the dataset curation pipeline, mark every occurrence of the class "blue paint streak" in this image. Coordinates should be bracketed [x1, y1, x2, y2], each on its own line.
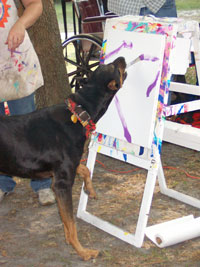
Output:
[139, 146, 144, 155]
[125, 22, 148, 32]
[177, 104, 184, 114]
[123, 153, 127, 162]
[116, 139, 120, 149]
[113, 138, 117, 148]
[158, 95, 164, 104]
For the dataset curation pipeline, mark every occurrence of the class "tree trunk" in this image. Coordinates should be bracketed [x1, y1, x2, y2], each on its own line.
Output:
[22, 0, 71, 108]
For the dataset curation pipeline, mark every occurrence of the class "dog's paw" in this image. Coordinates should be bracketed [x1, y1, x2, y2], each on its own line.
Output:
[89, 191, 97, 199]
[84, 187, 97, 199]
[80, 248, 99, 261]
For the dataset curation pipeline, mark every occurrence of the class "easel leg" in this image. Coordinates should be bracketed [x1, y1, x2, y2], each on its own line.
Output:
[134, 167, 158, 247]
[77, 148, 97, 215]
[77, 146, 160, 248]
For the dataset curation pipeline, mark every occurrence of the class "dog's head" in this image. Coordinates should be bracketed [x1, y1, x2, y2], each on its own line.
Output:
[70, 57, 127, 124]
[90, 57, 127, 92]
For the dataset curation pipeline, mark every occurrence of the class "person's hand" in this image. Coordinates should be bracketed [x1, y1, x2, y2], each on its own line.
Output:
[5, 20, 25, 51]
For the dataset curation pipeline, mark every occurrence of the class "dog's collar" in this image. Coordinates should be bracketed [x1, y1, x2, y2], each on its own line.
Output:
[65, 98, 96, 139]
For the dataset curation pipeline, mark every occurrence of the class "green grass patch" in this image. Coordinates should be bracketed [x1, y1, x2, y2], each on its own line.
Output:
[176, 0, 200, 10]
[54, 2, 74, 33]
[185, 66, 197, 85]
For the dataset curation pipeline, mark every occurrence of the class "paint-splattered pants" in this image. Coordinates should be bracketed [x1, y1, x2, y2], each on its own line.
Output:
[0, 93, 52, 193]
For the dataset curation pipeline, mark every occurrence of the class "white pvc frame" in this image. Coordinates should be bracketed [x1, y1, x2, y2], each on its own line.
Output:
[77, 19, 200, 248]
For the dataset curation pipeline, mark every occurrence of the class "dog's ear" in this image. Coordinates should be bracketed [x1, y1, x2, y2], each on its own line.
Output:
[107, 80, 119, 90]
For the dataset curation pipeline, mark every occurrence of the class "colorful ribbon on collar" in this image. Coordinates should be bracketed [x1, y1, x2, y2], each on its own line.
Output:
[66, 98, 96, 139]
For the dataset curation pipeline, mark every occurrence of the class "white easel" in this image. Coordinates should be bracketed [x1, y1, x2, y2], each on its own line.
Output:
[159, 19, 200, 210]
[163, 20, 200, 150]
[77, 16, 200, 248]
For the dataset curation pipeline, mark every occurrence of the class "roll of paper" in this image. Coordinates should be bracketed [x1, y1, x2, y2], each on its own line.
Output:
[145, 215, 200, 248]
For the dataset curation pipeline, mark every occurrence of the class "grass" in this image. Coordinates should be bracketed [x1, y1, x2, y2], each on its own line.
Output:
[186, 66, 197, 85]
[54, 2, 74, 34]
[176, 0, 200, 10]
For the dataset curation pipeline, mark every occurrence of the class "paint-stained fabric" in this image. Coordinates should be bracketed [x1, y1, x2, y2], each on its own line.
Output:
[108, 0, 173, 16]
[0, 0, 43, 102]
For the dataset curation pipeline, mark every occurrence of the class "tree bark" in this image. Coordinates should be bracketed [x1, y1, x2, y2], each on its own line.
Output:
[22, 0, 71, 108]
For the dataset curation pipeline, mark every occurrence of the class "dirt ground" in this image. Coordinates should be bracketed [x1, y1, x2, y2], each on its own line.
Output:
[0, 141, 200, 267]
[0, 8, 200, 267]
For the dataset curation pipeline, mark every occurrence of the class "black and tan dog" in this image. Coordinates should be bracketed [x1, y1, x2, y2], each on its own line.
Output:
[0, 57, 127, 260]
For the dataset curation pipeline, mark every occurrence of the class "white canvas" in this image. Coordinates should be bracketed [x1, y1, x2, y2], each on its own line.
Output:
[96, 30, 166, 148]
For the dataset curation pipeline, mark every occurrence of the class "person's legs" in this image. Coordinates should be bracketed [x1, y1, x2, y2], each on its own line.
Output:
[0, 94, 35, 192]
[8, 93, 53, 191]
[0, 175, 16, 192]
[140, 7, 154, 17]
[7, 93, 36, 115]
[0, 94, 55, 204]
[154, 0, 177, 18]
[0, 102, 17, 196]
[140, 0, 177, 18]
[30, 179, 52, 192]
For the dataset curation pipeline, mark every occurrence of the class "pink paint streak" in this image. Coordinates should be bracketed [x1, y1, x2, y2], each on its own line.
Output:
[184, 103, 189, 113]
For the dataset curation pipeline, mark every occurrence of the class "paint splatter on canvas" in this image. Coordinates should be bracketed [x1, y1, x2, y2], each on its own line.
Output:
[97, 22, 167, 149]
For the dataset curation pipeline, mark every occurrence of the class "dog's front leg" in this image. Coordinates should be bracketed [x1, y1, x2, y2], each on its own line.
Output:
[76, 164, 97, 199]
[53, 182, 99, 261]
